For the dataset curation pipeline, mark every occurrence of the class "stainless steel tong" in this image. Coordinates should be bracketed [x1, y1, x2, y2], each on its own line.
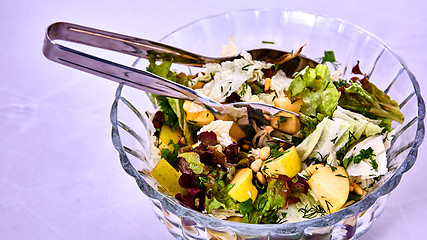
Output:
[42, 22, 316, 117]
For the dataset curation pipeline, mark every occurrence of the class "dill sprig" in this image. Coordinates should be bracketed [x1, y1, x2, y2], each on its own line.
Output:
[298, 204, 325, 219]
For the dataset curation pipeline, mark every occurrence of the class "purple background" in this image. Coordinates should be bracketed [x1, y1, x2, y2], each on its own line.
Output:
[1, 0, 426, 239]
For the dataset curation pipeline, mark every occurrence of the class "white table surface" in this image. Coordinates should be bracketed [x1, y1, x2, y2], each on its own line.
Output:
[1, 0, 426, 239]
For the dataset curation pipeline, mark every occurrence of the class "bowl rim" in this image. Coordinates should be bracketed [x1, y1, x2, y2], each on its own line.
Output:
[111, 8, 425, 233]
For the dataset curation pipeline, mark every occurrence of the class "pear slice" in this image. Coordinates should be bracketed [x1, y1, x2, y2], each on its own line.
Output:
[307, 166, 350, 213]
[261, 146, 302, 178]
[158, 125, 182, 152]
[150, 158, 188, 196]
[228, 168, 258, 202]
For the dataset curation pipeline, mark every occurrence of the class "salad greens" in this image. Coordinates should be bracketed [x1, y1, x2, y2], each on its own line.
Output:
[289, 64, 340, 117]
[147, 50, 404, 224]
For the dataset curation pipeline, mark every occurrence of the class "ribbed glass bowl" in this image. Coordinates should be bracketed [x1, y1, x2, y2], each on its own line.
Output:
[110, 9, 425, 240]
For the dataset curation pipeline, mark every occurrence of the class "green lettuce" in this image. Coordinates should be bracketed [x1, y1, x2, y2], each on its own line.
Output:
[289, 64, 340, 117]
[338, 80, 404, 124]
[146, 54, 194, 144]
[241, 177, 288, 224]
[177, 152, 205, 174]
[205, 175, 239, 213]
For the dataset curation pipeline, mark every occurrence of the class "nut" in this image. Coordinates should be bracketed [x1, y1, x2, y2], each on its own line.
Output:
[242, 144, 251, 150]
[350, 182, 366, 196]
[256, 171, 266, 185]
[264, 78, 271, 92]
[179, 136, 186, 145]
[264, 126, 274, 134]
[259, 146, 271, 161]
[263, 113, 271, 121]
[342, 200, 355, 208]
[250, 159, 263, 173]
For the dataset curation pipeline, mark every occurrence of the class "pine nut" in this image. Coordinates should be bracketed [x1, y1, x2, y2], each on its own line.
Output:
[350, 182, 366, 196]
[259, 146, 270, 161]
[264, 78, 271, 92]
[250, 159, 263, 173]
[265, 126, 274, 134]
[256, 172, 266, 184]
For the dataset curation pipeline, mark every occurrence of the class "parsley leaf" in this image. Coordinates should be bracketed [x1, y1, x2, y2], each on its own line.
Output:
[160, 143, 180, 167]
[156, 96, 179, 129]
[342, 147, 376, 169]
[239, 199, 254, 215]
[316, 50, 340, 70]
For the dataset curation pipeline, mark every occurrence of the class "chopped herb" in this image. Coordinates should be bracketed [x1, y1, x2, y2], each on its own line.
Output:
[324, 199, 334, 214]
[262, 41, 275, 44]
[333, 78, 348, 89]
[298, 204, 325, 219]
[343, 147, 376, 169]
[316, 50, 340, 70]
[336, 131, 357, 161]
[267, 143, 288, 158]
[347, 192, 361, 202]
[276, 115, 291, 127]
[369, 157, 379, 171]
[317, 152, 330, 163]
[239, 199, 254, 215]
[239, 83, 249, 96]
[242, 64, 253, 71]
[323, 81, 331, 91]
[335, 174, 347, 178]
[368, 176, 382, 188]
[304, 157, 322, 166]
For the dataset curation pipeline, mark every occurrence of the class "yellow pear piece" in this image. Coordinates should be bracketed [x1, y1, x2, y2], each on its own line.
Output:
[150, 158, 188, 196]
[183, 100, 215, 126]
[274, 96, 303, 113]
[305, 163, 324, 177]
[214, 114, 247, 141]
[261, 146, 302, 178]
[158, 125, 182, 152]
[307, 166, 350, 213]
[228, 168, 258, 202]
[270, 111, 301, 135]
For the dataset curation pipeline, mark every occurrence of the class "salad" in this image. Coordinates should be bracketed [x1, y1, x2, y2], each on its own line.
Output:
[146, 47, 404, 224]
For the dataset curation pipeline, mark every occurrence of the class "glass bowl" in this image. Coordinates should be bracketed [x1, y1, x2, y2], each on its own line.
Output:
[110, 9, 425, 240]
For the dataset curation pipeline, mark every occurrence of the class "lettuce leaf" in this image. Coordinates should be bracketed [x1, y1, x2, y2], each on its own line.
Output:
[338, 80, 404, 124]
[289, 64, 340, 117]
[146, 54, 194, 144]
[205, 176, 239, 213]
[241, 176, 288, 224]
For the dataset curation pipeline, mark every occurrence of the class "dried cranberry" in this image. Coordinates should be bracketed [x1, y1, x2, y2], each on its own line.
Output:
[152, 111, 164, 129]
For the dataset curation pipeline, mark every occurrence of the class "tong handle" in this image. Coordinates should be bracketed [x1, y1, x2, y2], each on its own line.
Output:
[42, 22, 217, 103]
